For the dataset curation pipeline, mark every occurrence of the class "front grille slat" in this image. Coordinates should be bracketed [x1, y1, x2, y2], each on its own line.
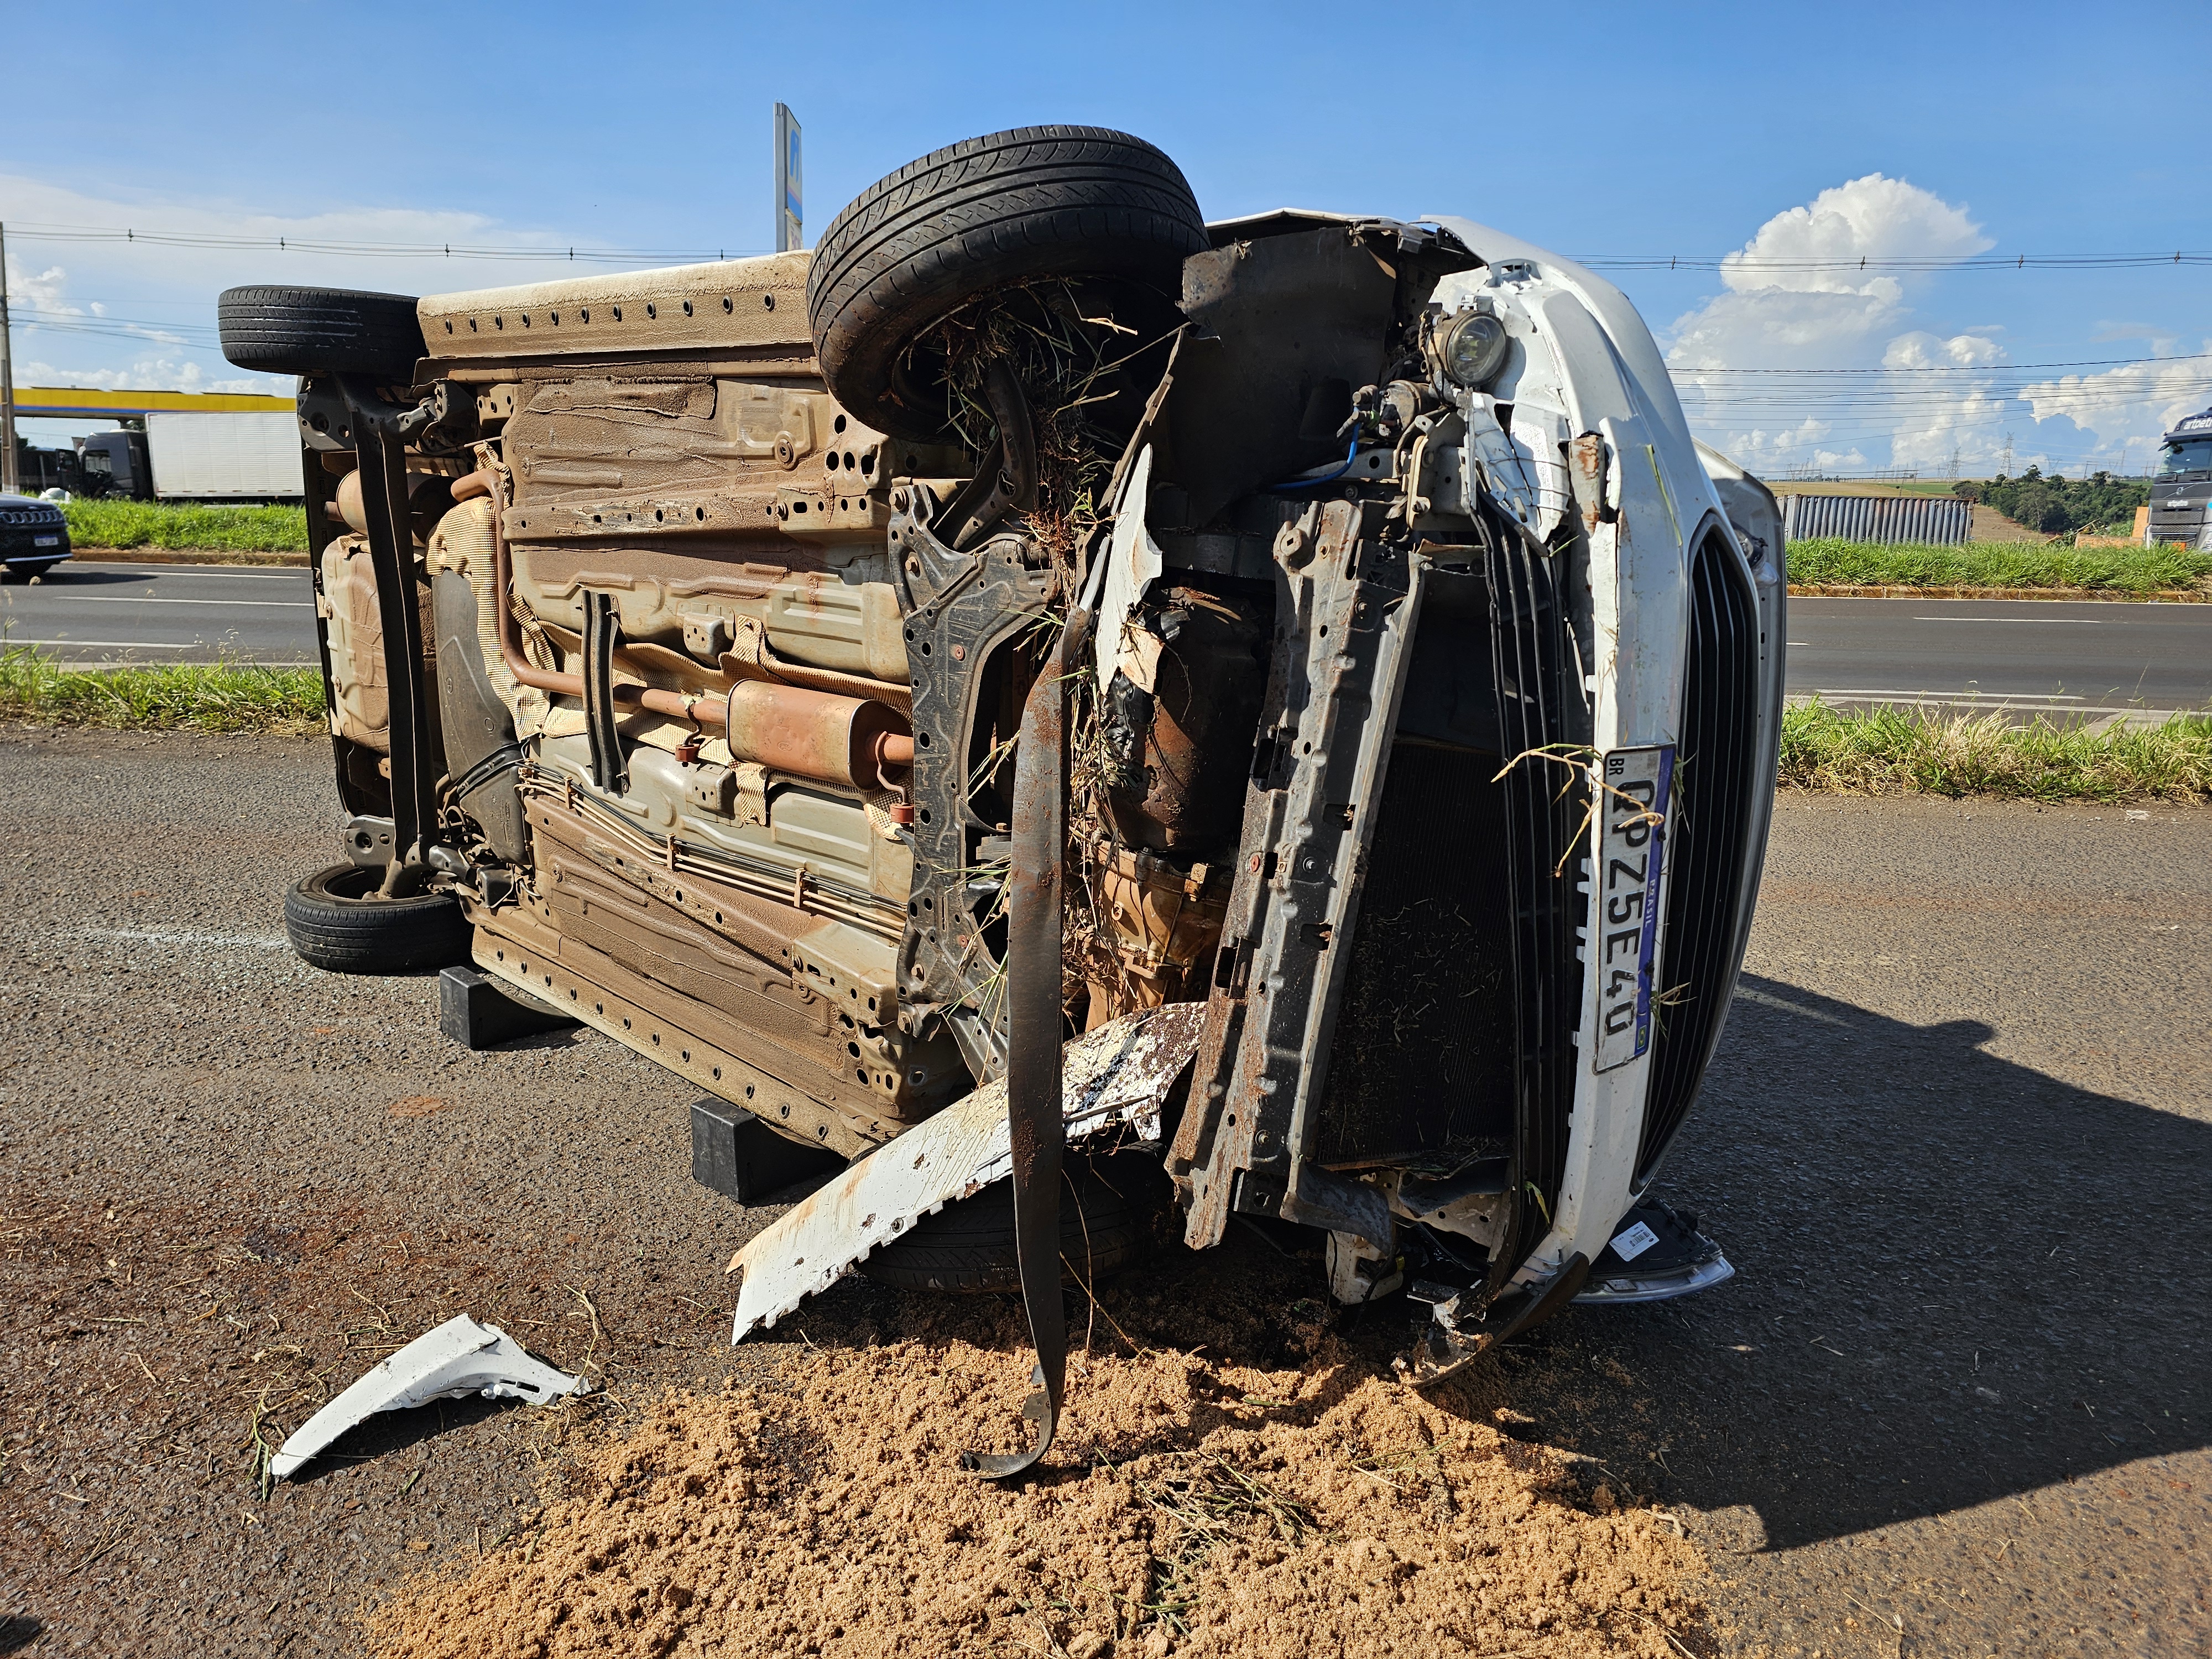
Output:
[1637, 528, 1761, 1180]
[1486, 533, 1589, 1287]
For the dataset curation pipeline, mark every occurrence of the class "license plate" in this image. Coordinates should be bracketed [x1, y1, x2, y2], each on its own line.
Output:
[1593, 744, 1674, 1072]
[33, 535, 60, 547]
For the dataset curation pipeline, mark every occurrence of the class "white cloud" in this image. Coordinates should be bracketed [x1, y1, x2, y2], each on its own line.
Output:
[2017, 347, 2212, 466]
[1882, 331, 2007, 369]
[1657, 174, 2199, 477]
[1715, 174, 1992, 297]
[0, 170, 602, 399]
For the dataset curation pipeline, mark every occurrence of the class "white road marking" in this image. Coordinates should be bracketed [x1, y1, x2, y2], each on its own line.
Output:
[1912, 615, 2122, 624]
[71, 564, 306, 579]
[1812, 687, 2085, 700]
[58, 596, 313, 608]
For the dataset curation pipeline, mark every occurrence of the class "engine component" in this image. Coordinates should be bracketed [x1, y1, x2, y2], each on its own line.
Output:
[1101, 585, 1268, 852]
[1084, 843, 1229, 1022]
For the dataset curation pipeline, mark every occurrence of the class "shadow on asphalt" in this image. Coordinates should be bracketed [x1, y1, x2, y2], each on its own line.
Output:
[1537, 972, 2211, 1551]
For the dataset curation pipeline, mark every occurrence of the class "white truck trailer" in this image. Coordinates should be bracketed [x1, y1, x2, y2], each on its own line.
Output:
[142, 411, 302, 500]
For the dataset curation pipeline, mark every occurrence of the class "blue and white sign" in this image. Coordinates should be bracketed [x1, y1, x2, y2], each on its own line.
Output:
[774, 103, 803, 253]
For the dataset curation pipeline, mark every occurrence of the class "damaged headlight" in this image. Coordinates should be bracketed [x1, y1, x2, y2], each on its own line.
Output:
[1433, 309, 1509, 389]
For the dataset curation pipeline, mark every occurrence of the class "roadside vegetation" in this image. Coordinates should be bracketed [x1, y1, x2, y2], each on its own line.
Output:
[1781, 700, 2212, 802]
[1788, 536, 2211, 594]
[1953, 468, 2151, 538]
[6, 646, 2203, 803]
[0, 646, 326, 733]
[61, 499, 310, 554]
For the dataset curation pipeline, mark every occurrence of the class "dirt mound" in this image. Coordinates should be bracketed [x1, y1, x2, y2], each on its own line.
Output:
[365, 1306, 1703, 1659]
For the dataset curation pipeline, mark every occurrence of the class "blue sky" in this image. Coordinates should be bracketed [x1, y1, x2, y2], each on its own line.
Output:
[6, 0, 2208, 477]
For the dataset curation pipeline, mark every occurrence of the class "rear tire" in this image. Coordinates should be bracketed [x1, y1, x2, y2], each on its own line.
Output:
[218, 286, 425, 382]
[858, 1150, 1172, 1295]
[805, 126, 1207, 441]
[283, 863, 472, 975]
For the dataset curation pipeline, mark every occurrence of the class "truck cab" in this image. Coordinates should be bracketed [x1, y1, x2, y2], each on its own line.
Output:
[2148, 406, 2212, 547]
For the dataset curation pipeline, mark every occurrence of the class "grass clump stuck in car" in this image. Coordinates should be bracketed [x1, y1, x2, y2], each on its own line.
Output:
[1787, 537, 2212, 596]
[0, 645, 326, 733]
[1782, 701, 2212, 802]
[62, 498, 310, 554]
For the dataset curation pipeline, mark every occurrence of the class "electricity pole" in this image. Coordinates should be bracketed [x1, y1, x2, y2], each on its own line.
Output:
[0, 221, 19, 496]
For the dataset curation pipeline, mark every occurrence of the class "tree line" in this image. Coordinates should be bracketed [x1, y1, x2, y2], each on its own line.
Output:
[1952, 469, 2150, 536]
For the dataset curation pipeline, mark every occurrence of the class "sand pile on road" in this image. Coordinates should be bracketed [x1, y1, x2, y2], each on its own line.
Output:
[366, 1311, 1703, 1659]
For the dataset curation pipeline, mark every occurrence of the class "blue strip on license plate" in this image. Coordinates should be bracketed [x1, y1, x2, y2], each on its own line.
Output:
[1593, 744, 1674, 1073]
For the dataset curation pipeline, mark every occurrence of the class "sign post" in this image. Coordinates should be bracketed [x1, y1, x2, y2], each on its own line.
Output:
[774, 105, 803, 254]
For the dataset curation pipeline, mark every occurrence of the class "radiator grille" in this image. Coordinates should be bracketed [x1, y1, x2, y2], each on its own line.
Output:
[1312, 740, 1516, 1170]
[1637, 528, 1762, 1180]
[1486, 534, 1590, 1283]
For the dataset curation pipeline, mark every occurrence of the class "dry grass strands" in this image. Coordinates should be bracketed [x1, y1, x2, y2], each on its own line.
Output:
[364, 1332, 1703, 1659]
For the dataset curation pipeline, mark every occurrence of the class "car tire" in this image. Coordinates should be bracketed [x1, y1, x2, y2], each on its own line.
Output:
[805, 125, 1207, 441]
[217, 286, 426, 382]
[857, 1150, 1172, 1295]
[283, 863, 473, 975]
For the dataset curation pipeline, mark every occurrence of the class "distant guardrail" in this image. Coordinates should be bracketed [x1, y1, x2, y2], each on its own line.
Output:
[1781, 493, 1973, 545]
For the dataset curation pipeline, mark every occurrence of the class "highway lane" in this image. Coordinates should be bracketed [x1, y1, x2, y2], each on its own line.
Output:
[7, 566, 2209, 722]
[1786, 595, 2211, 718]
[0, 560, 317, 665]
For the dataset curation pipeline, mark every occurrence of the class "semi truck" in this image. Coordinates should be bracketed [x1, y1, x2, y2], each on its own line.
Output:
[2147, 404, 2212, 548]
[13, 410, 302, 502]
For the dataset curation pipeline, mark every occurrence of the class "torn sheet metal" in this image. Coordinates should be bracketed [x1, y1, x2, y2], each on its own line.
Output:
[1093, 444, 1166, 697]
[270, 1314, 588, 1479]
[728, 1002, 1204, 1341]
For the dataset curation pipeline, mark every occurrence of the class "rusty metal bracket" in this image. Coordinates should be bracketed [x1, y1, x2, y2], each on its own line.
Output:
[888, 502, 1055, 1083]
[942, 361, 1039, 552]
[964, 607, 1088, 1481]
[581, 590, 628, 794]
[338, 375, 444, 883]
[1171, 505, 1428, 1248]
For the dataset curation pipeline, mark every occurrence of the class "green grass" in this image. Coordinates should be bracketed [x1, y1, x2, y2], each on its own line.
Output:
[6, 645, 2204, 803]
[0, 646, 327, 733]
[1787, 536, 2211, 594]
[61, 499, 310, 554]
[1781, 700, 2212, 802]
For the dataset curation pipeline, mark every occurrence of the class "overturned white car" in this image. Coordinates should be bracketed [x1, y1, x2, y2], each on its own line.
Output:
[222, 126, 1783, 1472]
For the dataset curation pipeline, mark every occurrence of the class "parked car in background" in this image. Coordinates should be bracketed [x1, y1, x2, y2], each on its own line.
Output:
[0, 492, 71, 581]
[220, 124, 1784, 1470]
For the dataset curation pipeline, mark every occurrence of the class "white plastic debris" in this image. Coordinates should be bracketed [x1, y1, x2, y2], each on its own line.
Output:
[270, 1313, 589, 1480]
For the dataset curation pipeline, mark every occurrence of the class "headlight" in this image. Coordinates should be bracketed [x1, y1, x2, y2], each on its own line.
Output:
[1436, 310, 1510, 389]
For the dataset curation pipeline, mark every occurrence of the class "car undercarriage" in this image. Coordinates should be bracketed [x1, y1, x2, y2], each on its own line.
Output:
[222, 125, 1785, 1472]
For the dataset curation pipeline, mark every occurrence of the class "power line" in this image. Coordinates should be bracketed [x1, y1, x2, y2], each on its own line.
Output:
[6, 219, 2207, 273]
[1671, 350, 2212, 375]
[1577, 251, 2212, 272]
[2, 222, 758, 265]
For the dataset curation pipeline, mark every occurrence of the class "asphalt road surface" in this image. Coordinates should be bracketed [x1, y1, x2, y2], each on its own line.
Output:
[0, 561, 316, 665]
[7, 565, 2212, 725]
[1787, 596, 2212, 718]
[1, 729, 2204, 1656]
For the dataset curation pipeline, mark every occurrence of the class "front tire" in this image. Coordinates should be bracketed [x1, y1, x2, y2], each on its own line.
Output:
[283, 863, 472, 975]
[805, 126, 1207, 441]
